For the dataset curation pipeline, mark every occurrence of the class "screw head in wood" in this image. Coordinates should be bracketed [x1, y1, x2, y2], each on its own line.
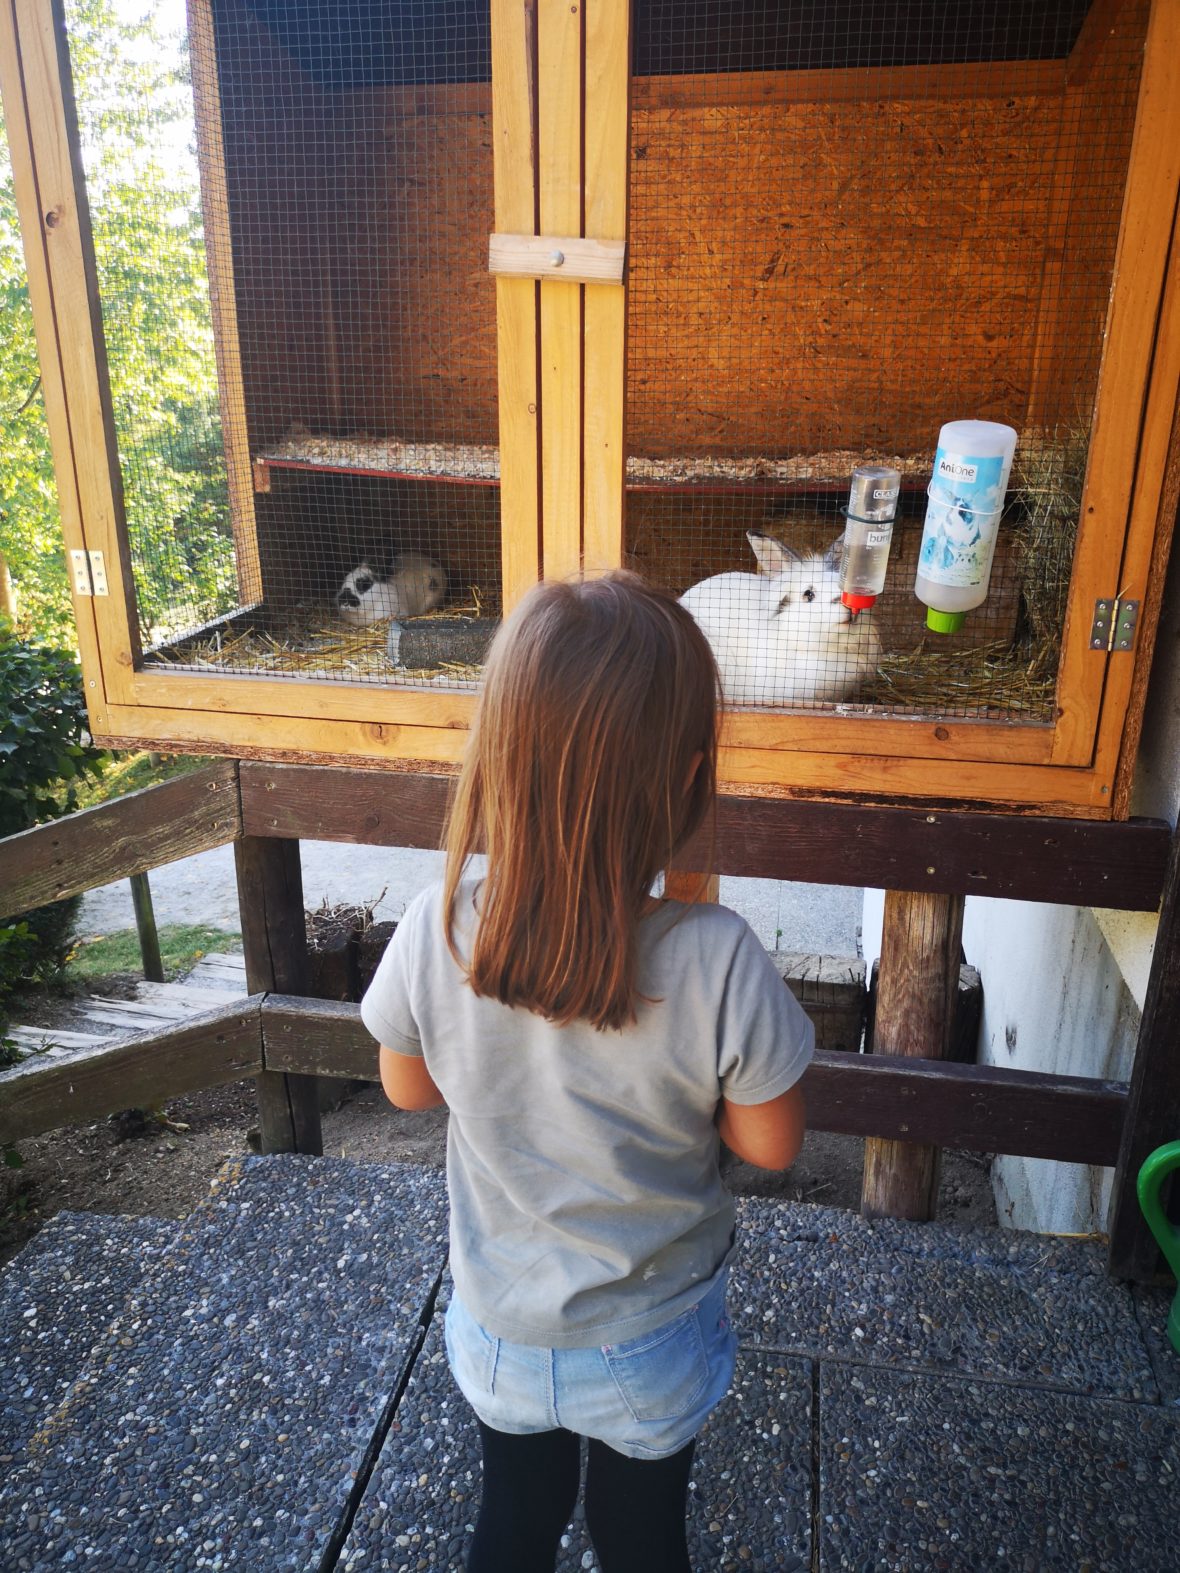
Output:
[551, 250, 565, 267]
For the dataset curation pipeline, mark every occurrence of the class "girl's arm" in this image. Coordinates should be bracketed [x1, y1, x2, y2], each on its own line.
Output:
[717, 1084, 805, 1170]
[379, 1045, 446, 1111]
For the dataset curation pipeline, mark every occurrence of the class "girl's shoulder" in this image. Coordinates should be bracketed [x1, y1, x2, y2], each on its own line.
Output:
[647, 897, 758, 960]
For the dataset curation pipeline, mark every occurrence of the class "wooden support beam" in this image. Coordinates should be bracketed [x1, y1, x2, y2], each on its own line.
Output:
[0, 760, 241, 916]
[0, 998, 262, 1145]
[1109, 820, 1180, 1279]
[862, 891, 965, 1221]
[238, 764, 1170, 910]
[234, 836, 321, 1157]
[129, 871, 164, 983]
[261, 995, 1125, 1167]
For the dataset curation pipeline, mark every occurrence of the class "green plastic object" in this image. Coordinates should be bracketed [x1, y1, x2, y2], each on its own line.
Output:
[1137, 1140, 1180, 1353]
[925, 607, 966, 634]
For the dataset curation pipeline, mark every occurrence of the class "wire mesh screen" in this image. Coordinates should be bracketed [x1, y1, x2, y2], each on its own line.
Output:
[626, 0, 1148, 720]
[66, 0, 498, 687]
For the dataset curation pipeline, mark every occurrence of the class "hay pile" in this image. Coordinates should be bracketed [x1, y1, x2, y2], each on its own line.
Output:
[149, 590, 494, 686]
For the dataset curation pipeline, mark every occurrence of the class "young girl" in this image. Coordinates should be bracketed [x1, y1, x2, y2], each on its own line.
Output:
[361, 573, 812, 1573]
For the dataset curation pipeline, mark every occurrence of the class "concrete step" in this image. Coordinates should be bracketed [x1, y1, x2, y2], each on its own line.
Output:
[0, 1155, 448, 1572]
[0, 1212, 177, 1462]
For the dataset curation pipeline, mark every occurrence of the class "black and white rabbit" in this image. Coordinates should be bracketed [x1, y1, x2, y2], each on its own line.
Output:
[679, 531, 880, 706]
[336, 552, 446, 627]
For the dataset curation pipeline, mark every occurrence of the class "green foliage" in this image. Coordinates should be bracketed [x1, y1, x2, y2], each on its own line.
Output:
[0, 627, 105, 1007]
[0, 630, 105, 835]
[1, 0, 238, 649]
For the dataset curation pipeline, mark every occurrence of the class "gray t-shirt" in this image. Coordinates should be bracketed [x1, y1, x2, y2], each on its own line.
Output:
[361, 878, 813, 1348]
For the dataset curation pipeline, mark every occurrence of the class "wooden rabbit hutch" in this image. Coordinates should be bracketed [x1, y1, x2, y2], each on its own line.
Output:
[3, 0, 1180, 815]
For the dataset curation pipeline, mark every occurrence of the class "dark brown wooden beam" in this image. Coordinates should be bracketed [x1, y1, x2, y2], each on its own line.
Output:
[0, 999, 262, 1145]
[261, 995, 1126, 1166]
[239, 764, 1169, 910]
[0, 760, 241, 916]
[1109, 821, 1180, 1279]
[234, 836, 322, 1156]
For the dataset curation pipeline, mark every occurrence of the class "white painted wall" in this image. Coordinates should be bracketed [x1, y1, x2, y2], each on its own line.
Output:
[861, 532, 1180, 1234]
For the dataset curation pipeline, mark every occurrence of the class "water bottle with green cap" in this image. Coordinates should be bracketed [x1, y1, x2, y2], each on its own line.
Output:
[914, 420, 1017, 634]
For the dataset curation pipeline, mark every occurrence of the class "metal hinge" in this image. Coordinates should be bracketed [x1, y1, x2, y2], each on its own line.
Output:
[1090, 596, 1139, 653]
[69, 549, 109, 597]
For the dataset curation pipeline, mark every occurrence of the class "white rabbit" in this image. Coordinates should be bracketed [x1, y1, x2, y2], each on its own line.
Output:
[336, 552, 446, 626]
[679, 531, 880, 706]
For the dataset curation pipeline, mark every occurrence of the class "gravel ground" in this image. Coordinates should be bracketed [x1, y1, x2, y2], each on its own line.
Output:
[3, 1156, 1178, 1572]
[820, 1362, 1180, 1571]
[0, 1157, 448, 1573]
[732, 1196, 1156, 1400]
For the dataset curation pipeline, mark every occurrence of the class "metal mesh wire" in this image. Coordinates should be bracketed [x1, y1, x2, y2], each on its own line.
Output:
[66, 0, 497, 687]
[62, 0, 1146, 714]
[627, 0, 1147, 719]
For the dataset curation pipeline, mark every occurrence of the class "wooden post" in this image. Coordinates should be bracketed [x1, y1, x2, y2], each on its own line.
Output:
[1109, 820, 1180, 1280]
[129, 871, 164, 983]
[861, 890, 965, 1221]
[234, 835, 322, 1155]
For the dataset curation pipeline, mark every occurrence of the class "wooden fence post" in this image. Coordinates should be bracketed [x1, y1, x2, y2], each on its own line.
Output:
[129, 871, 164, 982]
[861, 890, 965, 1220]
[1109, 820, 1180, 1279]
[234, 835, 322, 1155]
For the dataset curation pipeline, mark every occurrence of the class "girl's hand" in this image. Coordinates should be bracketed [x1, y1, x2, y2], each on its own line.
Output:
[379, 1045, 446, 1110]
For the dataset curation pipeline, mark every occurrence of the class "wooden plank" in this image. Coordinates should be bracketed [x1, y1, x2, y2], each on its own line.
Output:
[631, 59, 1066, 112]
[582, 0, 629, 575]
[0, 999, 262, 1145]
[261, 994, 1125, 1165]
[1109, 818, 1180, 1279]
[490, 232, 625, 283]
[0, 0, 104, 722]
[186, 0, 263, 605]
[0, 760, 240, 916]
[11, 0, 140, 701]
[1106, 187, 1180, 814]
[130, 666, 477, 731]
[6, 1024, 108, 1050]
[720, 711, 1056, 767]
[1052, 0, 1180, 766]
[492, 0, 541, 610]
[807, 1052, 1126, 1167]
[233, 836, 321, 1156]
[538, 0, 583, 581]
[713, 745, 1116, 814]
[862, 891, 965, 1220]
[96, 703, 469, 770]
[1066, 0, 1127, 86]
[239, 763, 1170, 907]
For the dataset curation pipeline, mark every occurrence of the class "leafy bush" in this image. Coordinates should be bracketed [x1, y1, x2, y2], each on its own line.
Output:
[0, 625, 106, 1007]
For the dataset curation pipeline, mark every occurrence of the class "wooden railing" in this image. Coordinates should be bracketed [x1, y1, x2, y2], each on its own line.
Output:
[2, 760, 1176, 1279]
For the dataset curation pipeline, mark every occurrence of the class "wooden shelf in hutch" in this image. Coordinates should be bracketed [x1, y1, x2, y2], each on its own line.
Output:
[251, 433, 934, 498]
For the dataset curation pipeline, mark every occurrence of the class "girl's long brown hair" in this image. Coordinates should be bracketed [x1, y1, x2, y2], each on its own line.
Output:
[442, 572, 720, 1030]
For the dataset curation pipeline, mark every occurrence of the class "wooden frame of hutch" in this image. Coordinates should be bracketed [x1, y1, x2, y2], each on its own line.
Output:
[1, 0, 1179, 816]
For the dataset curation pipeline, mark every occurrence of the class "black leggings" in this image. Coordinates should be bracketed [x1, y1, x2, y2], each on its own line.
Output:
[466, 1420, 695, 1573]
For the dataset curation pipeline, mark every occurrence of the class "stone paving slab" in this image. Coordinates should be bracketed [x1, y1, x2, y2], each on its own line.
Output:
[819, 1359, 1180, 1572]
[344, 1315, 813, 1573]
[1133, 1285, 1180, 1406]
[0, 1156, 448, 1572]
[734, 1197, 1156, 1400]
[0, 1211, 176, 1458]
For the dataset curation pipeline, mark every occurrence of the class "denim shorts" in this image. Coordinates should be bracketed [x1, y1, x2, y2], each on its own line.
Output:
[442, 1270, 736, 1460]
